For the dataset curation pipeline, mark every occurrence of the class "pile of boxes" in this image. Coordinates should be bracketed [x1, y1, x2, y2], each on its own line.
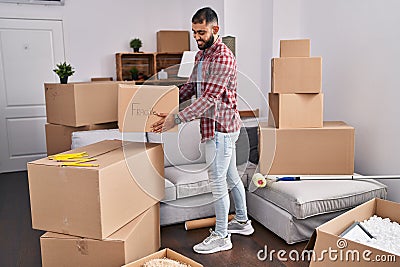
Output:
[44, 81, 133, 155]
[259, 39, 355, 175]
[28, 82, 179, 266]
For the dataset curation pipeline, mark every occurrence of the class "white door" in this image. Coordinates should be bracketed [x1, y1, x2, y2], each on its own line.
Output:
[0, 18, 64, 173]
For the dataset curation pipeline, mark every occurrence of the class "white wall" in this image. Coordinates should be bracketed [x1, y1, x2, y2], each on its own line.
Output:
[295, 0, 400, 202]
[224, 0, 273, 115]
[0, 0, 224, 82]
[272, 0, 302, 57]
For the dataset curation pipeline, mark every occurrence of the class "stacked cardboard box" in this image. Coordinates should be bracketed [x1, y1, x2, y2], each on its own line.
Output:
[260, 39, 355, 175]
[118, 84, 179, 132]
[44, 81, 134, 155]
[29, 81, 180, 266]
[28, 140, 165, 266]
[156, 30, 190, 53]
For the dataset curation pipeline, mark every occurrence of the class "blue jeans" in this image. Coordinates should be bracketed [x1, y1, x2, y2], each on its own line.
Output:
[205, 131, 248, 237]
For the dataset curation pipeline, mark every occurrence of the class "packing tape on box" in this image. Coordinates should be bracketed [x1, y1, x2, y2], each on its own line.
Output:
[76, 240, 89, 255]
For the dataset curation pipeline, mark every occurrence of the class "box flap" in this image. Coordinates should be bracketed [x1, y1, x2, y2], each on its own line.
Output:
[105, 205, 150, 241]
[28, 140, 123, 168]
[41, 232, 77, 240]
[376, 198, 400, 222]
[166, 248, 204, 267]
[317, 198, 376, 235]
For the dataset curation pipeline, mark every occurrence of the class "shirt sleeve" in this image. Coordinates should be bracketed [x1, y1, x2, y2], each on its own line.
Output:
[178, 53, 235, 122]
[179, 81, 195, 103]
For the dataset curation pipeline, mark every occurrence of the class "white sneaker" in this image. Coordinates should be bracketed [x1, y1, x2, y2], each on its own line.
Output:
[193, 229, 232, 254]
[227, 218, 255, 235]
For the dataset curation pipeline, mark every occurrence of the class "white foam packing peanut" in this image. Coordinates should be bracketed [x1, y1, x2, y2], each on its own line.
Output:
[359, 215, 400, 256]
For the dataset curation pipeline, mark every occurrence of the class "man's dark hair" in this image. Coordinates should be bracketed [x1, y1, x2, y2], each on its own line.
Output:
[192, 7, 218, 25]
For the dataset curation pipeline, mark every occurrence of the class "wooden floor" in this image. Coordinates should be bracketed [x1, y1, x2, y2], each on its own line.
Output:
[0, 171, 310, 267]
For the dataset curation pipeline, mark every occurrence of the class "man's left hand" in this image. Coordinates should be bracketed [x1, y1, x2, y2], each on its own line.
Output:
[151, 113, 175, 133]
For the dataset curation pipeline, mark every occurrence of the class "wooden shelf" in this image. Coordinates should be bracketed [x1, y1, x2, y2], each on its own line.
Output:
[116, 52, 184, 84]
[134, 78, 188, 86]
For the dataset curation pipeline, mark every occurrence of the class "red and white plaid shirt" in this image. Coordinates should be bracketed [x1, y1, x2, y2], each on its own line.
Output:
[178, 38, 242, 142]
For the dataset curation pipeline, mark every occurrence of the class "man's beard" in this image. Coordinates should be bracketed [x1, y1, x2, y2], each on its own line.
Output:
[198, 34, 214, 50]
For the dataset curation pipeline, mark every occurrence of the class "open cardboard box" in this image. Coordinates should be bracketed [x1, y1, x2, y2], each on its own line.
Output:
[305, 198, 399, 266]
[122, 248, 203, 267]
[28, 140, 164, 239]
[41, 204, 160, 267]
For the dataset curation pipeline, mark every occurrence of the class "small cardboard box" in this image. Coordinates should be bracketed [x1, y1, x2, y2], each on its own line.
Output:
[122, 248, 203, 267]
[41, 204, 160, 267]
[305, 198, 400, 266]
[271, 57, 322, 93]
[157, 30, 190, 53]
[118, 84, 179, 132]
[259, 121, 354, 175]
[280, 39, 310, 57]
[45, 81, 134, 127]
[28, 140, 164, 239]
[268, 93, 323, 128]
[45, 122, 117, 155]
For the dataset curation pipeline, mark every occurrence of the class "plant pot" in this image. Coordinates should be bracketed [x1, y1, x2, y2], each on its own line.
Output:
[131, 73, 139, 80]
[133, 48, 139, 53]
[60, 76, 68, 84]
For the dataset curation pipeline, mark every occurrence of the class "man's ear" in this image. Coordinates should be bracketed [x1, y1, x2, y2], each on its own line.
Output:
[212, 25, 220, 35]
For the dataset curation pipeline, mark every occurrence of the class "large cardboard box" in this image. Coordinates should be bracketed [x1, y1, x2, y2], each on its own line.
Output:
[280, 39, 310, 57]
[118, 84, 179, 132]
[122, 248, 203, 267]
[45, 122, 117, 155]
[45, 81, 134, 127]
[41, 204, 160, 267]
[28, 140, 164, 239]
[157, 30, 190, 53]
[271, 57, 322, 93]
[268, 93, 323, 128]
[259, 121, 354, 175]
[305, 198, 399, 266]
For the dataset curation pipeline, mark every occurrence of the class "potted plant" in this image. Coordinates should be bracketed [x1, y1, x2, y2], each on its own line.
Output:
[130, 67, 139, 80]
[53, 62, 75, 84]
[130, 38, 142, 52]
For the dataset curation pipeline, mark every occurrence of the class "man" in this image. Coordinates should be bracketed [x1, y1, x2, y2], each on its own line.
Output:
[151, 7, 254, 254]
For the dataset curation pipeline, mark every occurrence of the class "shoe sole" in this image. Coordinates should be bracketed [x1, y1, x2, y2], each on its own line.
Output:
[228, 228, 254, 235]
[193, 242, 233, 254]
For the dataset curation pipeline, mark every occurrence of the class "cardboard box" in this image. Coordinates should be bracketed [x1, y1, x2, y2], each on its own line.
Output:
[157, 30, 190, 53]
[271, 57, 322, 93]
[45, 122, 117, 155]
[45, 81, 134, 127]
[280, 39, 310, 57]
[268, 93, 323, 128]
[306, 198, 399, 266]
[28, 140, 164, 239]
[41, 204, 160, 267]
[259, 121, 354, 175]
[118, 84, 179, 132]
[122, 248, 203, 267]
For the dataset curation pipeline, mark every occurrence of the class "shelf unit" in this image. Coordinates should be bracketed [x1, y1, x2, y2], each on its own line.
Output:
[116, 52, 186, 83]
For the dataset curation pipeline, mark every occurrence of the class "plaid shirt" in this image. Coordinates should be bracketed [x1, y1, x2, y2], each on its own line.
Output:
[178, 38, 242, 142]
